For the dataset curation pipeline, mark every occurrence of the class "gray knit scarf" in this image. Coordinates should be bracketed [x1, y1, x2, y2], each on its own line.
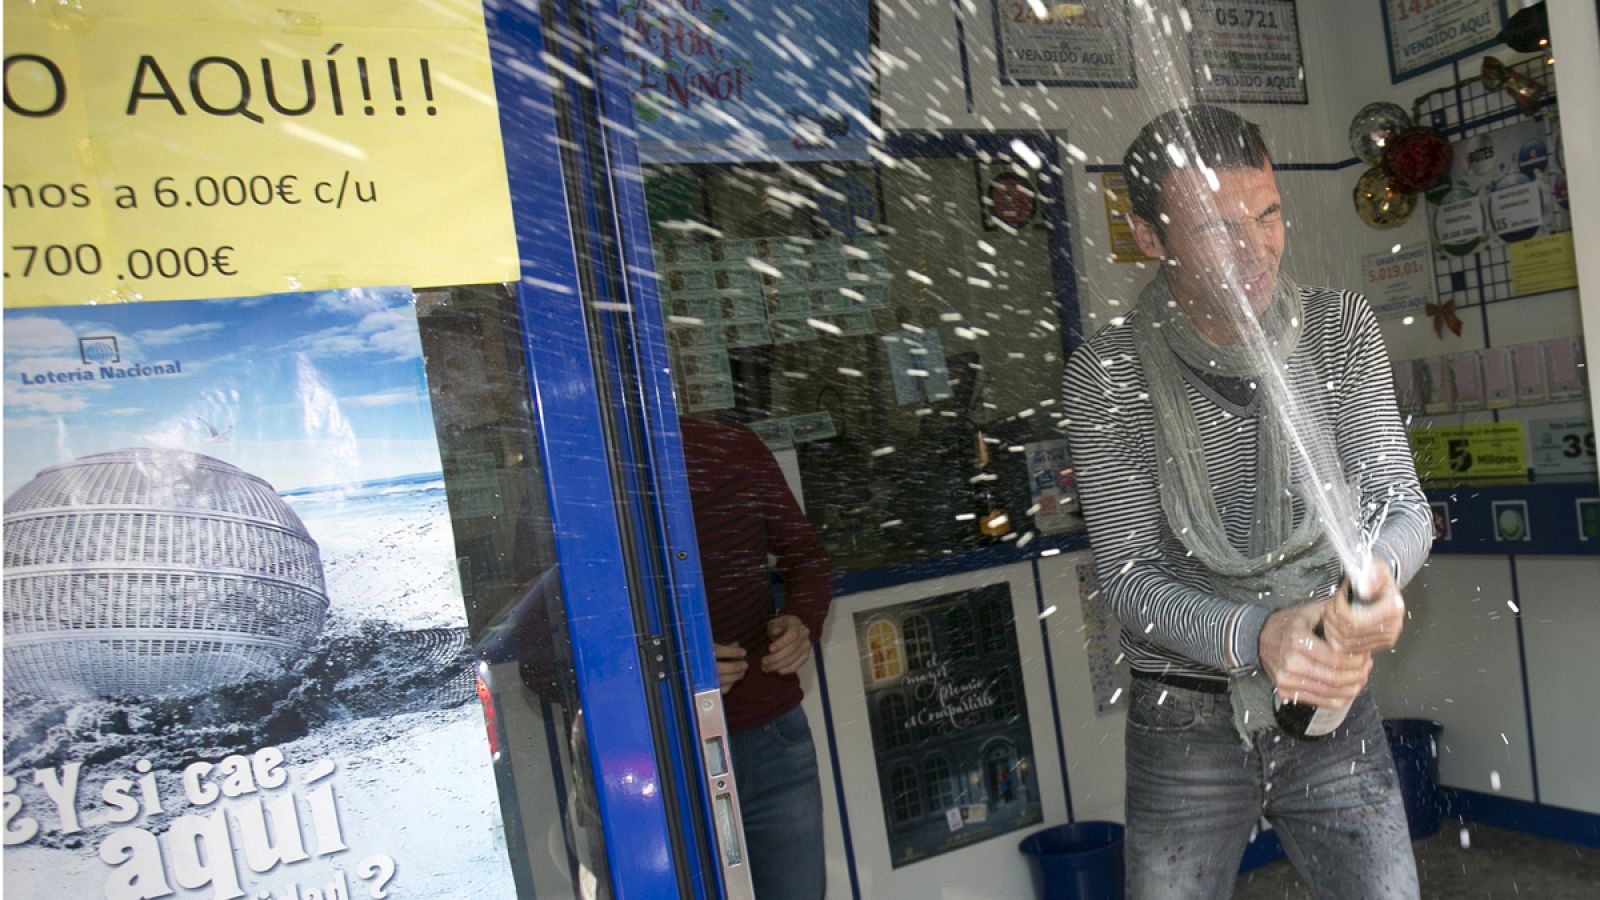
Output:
[1129, 272, 1351, 741]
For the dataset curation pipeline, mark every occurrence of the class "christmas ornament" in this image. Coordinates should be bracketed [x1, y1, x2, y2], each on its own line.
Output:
[1353, 166, 1416, 229]
[1383, 127, 1452, 193]
[1349, 102, 1412, 166]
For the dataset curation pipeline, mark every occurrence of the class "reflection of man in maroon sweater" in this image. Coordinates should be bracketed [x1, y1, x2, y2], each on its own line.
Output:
[679, 416, 833, 898]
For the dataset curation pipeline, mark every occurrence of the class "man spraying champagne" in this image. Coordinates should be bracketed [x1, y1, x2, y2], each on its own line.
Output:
[1063, 105, 1431, 900]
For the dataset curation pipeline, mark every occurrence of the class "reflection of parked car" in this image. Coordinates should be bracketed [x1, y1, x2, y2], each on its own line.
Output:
[472, 567, 607, 896]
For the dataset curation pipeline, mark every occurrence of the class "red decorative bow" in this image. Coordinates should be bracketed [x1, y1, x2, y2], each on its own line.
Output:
[1424, 299, 1462, 338]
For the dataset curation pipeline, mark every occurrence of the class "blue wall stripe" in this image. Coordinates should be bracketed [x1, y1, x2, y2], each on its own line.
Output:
[1083, 159, 1362, 174]
[1443, 788, 1600, 849]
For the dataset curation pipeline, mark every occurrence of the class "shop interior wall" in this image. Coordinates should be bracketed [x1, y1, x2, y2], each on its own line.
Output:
[836, 8, 1600, 889]
[1310, 0, 1600, 819]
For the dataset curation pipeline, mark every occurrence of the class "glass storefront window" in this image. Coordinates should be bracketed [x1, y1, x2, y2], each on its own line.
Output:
[645, 139, 1083, 573]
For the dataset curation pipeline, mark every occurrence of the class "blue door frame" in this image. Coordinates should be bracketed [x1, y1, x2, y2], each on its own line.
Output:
[484, 3, 1083, 897]
[485, 1, 729, 897]
[485, 3, 698, 898]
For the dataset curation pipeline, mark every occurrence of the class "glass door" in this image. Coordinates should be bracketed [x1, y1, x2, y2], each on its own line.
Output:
[463, 2, 748, 897]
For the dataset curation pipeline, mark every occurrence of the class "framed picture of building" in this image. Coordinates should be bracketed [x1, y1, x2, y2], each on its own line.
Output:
[853, 580, 1044, 867]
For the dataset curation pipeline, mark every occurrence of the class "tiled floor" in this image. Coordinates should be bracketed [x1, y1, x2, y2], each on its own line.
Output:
[1233, 820, 1600, 899]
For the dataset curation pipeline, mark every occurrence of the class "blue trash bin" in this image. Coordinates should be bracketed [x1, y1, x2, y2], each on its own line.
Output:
[1384, 718, 1443, 840]
[1019, 821, 1125, 900]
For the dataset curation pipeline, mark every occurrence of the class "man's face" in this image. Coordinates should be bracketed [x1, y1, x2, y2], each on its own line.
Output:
[1131, 163, 1286, 342]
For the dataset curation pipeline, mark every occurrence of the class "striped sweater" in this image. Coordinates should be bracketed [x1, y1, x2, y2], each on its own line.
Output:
[1061, 285, 1431, 682]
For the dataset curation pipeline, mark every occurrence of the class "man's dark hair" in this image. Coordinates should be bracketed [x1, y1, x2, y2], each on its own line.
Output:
[1122, 104, 1272, 236]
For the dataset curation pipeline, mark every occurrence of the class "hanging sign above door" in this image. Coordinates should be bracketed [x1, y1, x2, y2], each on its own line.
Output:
[624, 0, 871, 163]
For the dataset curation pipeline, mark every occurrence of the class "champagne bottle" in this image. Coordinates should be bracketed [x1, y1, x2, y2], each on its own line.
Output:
[1274, 581, 1366, 740]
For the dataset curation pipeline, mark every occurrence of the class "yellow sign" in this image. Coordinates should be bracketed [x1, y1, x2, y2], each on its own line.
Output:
[1507, 232, 1578, 297]
[3, 0, 517, 307]
[1409, 422, 1528, 484]
[1100, 172, 1154, 264]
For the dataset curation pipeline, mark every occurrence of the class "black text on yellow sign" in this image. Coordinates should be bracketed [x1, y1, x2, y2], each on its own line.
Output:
[3, 0, 517, 307]
[1409, 422, 1528, 484]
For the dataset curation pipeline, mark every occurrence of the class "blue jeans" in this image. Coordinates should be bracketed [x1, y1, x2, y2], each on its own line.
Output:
[729, 705, 826, 900]
[1124, 678, 1418, 900]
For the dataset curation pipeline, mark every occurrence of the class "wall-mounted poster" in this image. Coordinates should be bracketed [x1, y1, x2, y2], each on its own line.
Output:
[855, 584, 1043, 867]
[3, 0, 517, 308]
[3, 288, 518, 898]
[992, 0, 1137, 88]
[1428, 117, 1572, 300]
[623, 0, 870, 162]
[1381, 0, 1507, 83]
[1185, 0, 1308, 104]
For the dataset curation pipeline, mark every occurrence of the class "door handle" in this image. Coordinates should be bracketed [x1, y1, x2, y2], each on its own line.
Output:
[694, 689, 755, 900]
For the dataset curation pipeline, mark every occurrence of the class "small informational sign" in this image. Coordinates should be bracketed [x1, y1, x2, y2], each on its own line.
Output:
[1023, 440, 1083, 534]
[1508, 232, 1579, 296]
[884, 329, 954, 406]
[1542, 336, 1587, 401]
[1418, 356, 1456, 415]
[1481, 347, 1515, 409]
[1429, 500, 1453, 541]
[1528, 417, 1597, 477]
[1509, 342, 1550, 404]
[1409, 422, 1528, 483]
[1186, 0, 1307, 104]
[985, 172, 1040, 229]
[1450, 351, 1485, 411]
[1381, 0, 1507, 83]
[992, 0, 1137, 87]
[3, 0, 518, 308]
[789, 411, 839, 444]
[1101, 173, 1155, 263]
[1362, 245, 1433, 318]
[1392, 359, 1422, 413]
[1434, 195, 1487, 252]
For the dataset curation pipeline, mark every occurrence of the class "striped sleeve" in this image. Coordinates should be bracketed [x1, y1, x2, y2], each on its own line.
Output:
[1338, 294, 1432, 589]
[1062, 334, 1268, 675]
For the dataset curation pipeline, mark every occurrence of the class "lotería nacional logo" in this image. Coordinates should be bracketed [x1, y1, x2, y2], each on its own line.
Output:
[79, 335, 120, 364]
[17, 334, 182, 386]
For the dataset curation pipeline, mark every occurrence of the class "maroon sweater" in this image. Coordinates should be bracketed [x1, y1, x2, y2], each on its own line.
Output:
[679, 417, 834, 732]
